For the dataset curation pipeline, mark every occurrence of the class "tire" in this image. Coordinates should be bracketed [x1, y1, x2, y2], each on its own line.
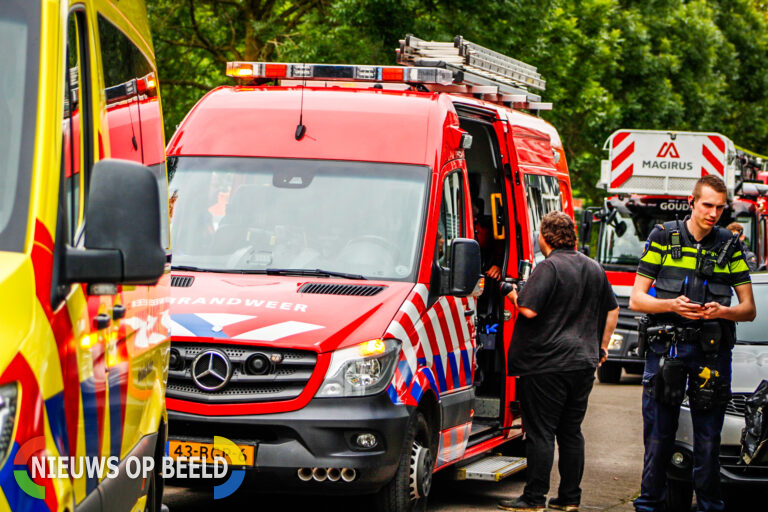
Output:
[144, 441, 164, 512]
[665, 478, 694, 512]
[374, 412, 435, 512]
[597, 363, 622, 384]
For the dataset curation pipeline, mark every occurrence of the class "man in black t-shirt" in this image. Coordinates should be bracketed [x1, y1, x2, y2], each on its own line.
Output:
[498, 212, 619, 512]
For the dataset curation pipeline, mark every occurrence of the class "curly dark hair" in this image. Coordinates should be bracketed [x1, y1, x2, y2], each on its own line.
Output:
[540, 211, 576, 250]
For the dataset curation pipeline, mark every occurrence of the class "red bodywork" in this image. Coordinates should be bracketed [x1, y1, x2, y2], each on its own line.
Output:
[166, 85, 572, 472]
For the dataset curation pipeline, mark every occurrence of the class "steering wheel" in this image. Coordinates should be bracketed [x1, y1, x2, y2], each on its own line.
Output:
[344, 235, 400, 260]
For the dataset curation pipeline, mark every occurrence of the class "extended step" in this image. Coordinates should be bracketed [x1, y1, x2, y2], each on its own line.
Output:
[455, 455, 527, 482]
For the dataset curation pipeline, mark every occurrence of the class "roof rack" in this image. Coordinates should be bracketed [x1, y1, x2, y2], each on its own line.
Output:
[397, 35, 551, 110]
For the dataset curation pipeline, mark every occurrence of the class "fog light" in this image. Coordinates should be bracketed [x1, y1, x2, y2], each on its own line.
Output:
[355, 433, 378, 449]
[671, 451, 686, 468]
[169, 349, 184, 371]
[246, 354, 271, 375]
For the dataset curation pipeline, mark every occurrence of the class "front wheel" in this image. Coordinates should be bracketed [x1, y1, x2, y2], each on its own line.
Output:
[665, 478, 693, 512]
[374, 412, 434, 512]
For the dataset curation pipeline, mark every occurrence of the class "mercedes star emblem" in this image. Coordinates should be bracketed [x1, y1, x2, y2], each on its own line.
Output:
[191, 350, 232, 391]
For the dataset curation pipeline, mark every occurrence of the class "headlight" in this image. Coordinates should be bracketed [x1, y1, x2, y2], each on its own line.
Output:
[0, 383, 18, 464]
[608, 333, 624, 351]
[317, 339, 400, 398]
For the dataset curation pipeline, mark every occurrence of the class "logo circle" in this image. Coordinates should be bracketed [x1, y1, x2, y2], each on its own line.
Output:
[192, 350, 232, 391]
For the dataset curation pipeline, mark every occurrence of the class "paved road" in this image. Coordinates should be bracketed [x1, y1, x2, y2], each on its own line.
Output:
[163, 371, 761, 511]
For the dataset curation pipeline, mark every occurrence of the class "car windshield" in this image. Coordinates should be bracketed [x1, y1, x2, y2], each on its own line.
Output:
[169, 157, 430, 281]
[736, 281, 768, 344]
[596, 200, 746, 269]
[597, 207, 683, 268]
[0, 3, 37, 252]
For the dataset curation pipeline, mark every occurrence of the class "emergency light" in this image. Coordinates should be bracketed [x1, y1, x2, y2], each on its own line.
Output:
[226, 61, 454, 85]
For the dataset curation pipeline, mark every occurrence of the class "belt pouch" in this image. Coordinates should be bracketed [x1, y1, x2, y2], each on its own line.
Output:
[655, 356, 688, 407]
[699, 321, 722, 354]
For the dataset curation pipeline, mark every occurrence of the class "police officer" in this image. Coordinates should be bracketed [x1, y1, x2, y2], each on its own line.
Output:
[630, 175, 756, 512]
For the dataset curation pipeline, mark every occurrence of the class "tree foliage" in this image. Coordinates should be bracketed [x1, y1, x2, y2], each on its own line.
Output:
[148, 0, 768, 203]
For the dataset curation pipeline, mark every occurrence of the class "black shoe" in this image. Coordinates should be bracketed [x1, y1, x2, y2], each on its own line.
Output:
[548, 497, 579, 511]
[498, 497, 546, 512]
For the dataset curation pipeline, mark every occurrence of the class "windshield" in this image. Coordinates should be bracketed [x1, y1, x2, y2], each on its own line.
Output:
[0, 3, 38, 252]
[736, 282, 767, 343]
[169, 157, 430, 280]
[597, 209, 663, 267]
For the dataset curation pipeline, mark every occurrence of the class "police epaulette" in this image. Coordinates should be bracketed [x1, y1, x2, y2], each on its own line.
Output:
[656, 224, 666, 231]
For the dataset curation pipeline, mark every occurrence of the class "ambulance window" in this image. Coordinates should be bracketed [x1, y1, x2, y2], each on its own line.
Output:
[437, 172, 465, 267]
[97, 15, 144, 163]
[0, 1, 38, 252]
[524, 174, 562, 262]
[61, 11, 90, 244]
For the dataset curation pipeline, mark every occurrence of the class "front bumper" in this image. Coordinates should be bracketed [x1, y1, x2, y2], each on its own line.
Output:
[168, 392, 411, 494]
[606, 327, 645, 367]
[670, 408, 768, 484]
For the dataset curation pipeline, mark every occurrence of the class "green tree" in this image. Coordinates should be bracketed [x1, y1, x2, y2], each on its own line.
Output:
[148, 0, 768, 203]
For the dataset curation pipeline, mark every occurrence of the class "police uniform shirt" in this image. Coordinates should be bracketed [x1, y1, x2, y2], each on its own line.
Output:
[636, 219, 751, 325]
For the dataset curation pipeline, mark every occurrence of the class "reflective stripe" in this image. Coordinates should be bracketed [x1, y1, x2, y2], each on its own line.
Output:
[641, 250, 662, 265]
[651, 242, 668, 251]
[658, 255, 698, 270]
[730, 259, 750, 273]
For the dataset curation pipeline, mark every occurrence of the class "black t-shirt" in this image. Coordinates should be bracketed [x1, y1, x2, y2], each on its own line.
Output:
[507, 249, 618, 376]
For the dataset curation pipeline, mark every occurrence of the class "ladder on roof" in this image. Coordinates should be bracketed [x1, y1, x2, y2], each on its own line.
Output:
[397, 35, 552, 111]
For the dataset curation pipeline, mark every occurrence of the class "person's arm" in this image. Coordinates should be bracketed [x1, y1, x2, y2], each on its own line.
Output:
[505, 260, 555, 319]
[629, 274, 705, 320]
[701, 243, 756, 322]
[599, 306, 619, 366]
[506, 285, 537, 318]
[702, 283, 756, 322]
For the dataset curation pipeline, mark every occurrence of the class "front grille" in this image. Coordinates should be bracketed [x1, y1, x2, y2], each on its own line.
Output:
[719, 445, 768, 478]
[167, 342, 317, 404]
[616, 296, 639, 331]
[171, 275, 194, 287]
[298, 282, 386, 296]
[725, 393, 748, 417]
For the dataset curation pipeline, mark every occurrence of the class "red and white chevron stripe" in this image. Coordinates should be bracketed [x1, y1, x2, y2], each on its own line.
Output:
[385, 284, 475, 400]
[701, 135, 726, 177]
[609, 131, 635, 189]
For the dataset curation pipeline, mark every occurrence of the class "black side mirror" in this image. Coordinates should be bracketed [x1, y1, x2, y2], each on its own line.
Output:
[614, 220, 628, 238]
[443, 238, 482, 296]
[65, 159, 165, 285]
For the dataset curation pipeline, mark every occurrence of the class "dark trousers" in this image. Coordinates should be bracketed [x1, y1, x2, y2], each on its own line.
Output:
[634, 343, 731, 512]
[518, 368, 595, 505]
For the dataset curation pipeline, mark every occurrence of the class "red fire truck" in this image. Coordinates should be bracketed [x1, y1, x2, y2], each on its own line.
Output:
[164, 36, 573, 509]
[580, 129, 768, 383]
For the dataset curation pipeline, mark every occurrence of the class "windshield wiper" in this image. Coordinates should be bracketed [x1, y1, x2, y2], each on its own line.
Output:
[266, 268, 366, 280]
[172, 265, 260, 274]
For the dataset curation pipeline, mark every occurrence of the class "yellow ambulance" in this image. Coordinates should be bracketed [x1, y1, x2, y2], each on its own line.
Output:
[0, 0, 169, 510]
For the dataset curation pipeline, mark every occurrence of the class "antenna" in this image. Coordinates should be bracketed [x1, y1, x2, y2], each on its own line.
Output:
[295, 80, 306, 141]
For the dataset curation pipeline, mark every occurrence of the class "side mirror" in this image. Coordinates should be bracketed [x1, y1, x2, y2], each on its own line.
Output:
[65, 160, 165, 285]
[579, 209, 593, 246]
[614, 220, 628, 238]
[444, 238, 482, 296]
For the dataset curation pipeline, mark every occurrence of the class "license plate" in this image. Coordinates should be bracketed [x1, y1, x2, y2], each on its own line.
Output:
[167, 440, 256, 466]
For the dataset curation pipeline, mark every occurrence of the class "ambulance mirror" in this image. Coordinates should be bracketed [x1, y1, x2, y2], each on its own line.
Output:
[66, 160, 165, 285]
[446, 238, 482, 296]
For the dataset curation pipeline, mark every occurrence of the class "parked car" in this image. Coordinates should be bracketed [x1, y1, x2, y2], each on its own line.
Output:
[667, 272, 768, 509]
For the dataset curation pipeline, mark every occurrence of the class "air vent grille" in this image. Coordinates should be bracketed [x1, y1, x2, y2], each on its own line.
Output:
[171, 275, 195, 287]
[298, 283, 386, 296]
